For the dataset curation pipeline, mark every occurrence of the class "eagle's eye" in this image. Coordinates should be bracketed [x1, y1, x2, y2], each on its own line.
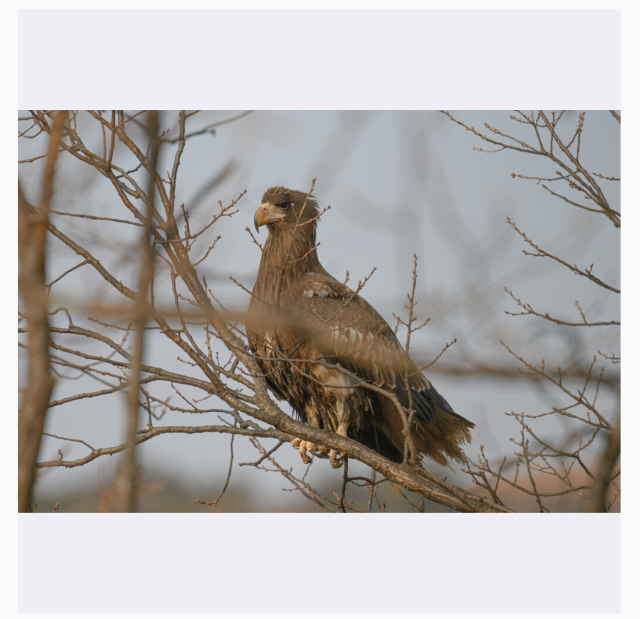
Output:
[277, 202, 291, 209]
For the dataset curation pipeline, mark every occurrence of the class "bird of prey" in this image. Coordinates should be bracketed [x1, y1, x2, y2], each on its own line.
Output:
[247, 186, 474, 469]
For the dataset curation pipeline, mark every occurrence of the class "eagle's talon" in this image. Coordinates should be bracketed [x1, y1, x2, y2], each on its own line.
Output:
[329, 449, 344, 469]
[293, 439, 318, 464]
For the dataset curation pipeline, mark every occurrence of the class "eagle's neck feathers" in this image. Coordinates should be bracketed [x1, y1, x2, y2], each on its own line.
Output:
[253, 223, 322, 307]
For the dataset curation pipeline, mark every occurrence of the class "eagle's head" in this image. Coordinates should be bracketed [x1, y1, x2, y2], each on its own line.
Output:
[254, 186, 320, 233]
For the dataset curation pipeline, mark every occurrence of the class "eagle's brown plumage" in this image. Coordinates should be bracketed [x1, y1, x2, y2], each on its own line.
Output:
[247, 186, 474, 468]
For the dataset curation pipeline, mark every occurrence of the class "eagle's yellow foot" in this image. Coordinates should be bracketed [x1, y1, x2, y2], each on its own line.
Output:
[329, 449, 344, 469]
[291, 438, 317, 464]
[328, 422, 348, 467]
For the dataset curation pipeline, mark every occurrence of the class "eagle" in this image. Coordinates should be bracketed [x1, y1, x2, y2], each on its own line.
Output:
[247, 187, 474, 469]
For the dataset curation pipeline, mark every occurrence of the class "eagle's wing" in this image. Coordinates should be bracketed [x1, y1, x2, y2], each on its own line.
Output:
[285, 271, 456, 425]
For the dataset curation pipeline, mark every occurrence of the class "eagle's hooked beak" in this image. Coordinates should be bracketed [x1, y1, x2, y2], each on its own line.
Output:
[254, 202, 284, 232]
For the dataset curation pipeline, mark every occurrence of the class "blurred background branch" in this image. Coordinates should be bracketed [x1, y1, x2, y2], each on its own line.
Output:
[18, 110, 66, 513]
[118, 110, 160, 513]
